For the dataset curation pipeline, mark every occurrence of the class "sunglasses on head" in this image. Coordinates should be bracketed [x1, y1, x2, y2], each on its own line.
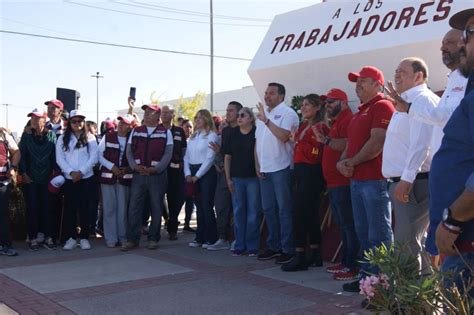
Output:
[70, 119, 83, 124]
[464, 27, 474, 44]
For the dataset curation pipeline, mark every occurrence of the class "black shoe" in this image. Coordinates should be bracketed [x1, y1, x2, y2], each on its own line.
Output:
[42, 238, 56, 250]
[257, 249, 281, 261]
[275, 253, 294, 264]
[183, 225, 196, 233]
[281, 252, 307, 271]
[307, 248, 323, 267]
[168, 233, 178, 241]
[342, 280, 360, 293]
[361, 298, 377, 310]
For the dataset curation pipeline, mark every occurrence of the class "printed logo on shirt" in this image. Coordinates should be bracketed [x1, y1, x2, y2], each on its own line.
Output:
[451, 86, 465, 92]
[173, 136, 182, 141]
[274, 115, 282, 119]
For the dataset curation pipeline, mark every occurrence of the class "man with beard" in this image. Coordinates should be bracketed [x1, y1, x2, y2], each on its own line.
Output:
[315, 89, 359, 281]
[430, 9, 474, 297]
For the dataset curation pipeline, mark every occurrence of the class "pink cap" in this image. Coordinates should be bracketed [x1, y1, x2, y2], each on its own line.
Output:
[44, 99, 64, 110]
[117, 114, 134, 125]
[141, 104, 161, 112]
[27, 107, 47, 118]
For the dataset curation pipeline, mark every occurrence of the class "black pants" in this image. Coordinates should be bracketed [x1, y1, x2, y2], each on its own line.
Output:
[166, 167, 185, 234]
[63, 177, 92, 240]
[184, 197, 194, 225]
[23, 183, 53, 240]
[0, 184, 11, 246]
[293, 163, 325, 248]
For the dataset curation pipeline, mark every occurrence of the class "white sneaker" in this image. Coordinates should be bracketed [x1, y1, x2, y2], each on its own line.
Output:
[63, 238, 77, 250]
[207, 239, 230, 251]
[230, 240, 236, 251]
[202, 243, 210, 249]
[188, 240, 202, 248]
[79, 239, 91, 250]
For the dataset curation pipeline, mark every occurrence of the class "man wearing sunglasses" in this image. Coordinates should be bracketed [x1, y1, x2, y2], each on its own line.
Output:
[430, 8, 474, 298]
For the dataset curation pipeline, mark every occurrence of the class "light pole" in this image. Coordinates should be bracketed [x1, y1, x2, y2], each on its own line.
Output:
[210, 0, 214, 112]
[90, 72, 103, 123]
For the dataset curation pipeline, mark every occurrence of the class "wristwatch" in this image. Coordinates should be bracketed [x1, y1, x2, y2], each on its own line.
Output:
[442, 208, 465, 228]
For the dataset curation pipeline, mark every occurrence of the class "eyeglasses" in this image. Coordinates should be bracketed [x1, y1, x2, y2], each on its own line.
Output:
[238, 113, 247, 118]
[70, 119, 83, 124]
[464, 27, 474, 44]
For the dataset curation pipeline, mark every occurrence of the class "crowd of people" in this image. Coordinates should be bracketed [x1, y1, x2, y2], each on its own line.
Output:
[0, 8, 473, 309]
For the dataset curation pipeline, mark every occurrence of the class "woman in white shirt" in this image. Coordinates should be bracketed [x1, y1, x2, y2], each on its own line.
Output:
[184, 110, 219, 248]
[56, 110, 98, 250]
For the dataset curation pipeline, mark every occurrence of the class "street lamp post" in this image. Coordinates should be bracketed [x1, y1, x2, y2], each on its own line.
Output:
[90, 72, 103, 123]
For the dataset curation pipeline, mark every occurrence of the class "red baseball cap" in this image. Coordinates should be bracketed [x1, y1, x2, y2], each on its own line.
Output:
[117, 114, 134, 125]
[44, 99, 64, 110]
[348, 66, 384, 86]
[141, 104, 161, 112]
[320, 88, 348, 102]
[27, 107, 47, 118]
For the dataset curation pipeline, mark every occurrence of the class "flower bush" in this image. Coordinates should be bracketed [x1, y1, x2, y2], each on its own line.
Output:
[361, 243, 472, 314]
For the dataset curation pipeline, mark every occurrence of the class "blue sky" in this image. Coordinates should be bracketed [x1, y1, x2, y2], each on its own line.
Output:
[0, 0, 317, 133]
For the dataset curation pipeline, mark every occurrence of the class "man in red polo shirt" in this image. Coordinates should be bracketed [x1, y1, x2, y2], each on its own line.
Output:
[316, 88, 359, 281]
[336, 66, 395, 296]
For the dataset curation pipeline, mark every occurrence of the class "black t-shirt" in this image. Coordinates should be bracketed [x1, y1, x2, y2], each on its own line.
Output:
[224, 127, 256, 178]
[220, 125, 237, 154]
[170, 125, 187, 164]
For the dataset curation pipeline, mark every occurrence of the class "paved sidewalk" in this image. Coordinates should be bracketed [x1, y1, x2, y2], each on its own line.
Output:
[0, 226, 369, 315]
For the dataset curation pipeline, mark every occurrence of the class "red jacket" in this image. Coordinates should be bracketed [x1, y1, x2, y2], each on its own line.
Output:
[0, 140, 8, 181]
[99, 131, 133, 186]
[131, 125, 168, 168]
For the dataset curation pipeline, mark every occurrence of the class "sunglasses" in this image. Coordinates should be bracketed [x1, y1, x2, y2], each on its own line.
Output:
[70, 119, 84, 124]
[238, 113, 248, 118]
[464, 27, 474, 44]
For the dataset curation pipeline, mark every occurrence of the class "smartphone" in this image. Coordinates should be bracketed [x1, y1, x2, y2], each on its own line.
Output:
[129, 87, 136, 101]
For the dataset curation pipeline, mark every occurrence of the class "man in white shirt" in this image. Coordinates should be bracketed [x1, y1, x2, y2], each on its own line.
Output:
[255, 82, 299, 264]
[384, 57, 439, 273]
[395, 29, 467, 159]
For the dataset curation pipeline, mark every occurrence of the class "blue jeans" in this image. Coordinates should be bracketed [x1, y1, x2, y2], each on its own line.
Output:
[259, 167, 294, 255]
[441, 253, 474, 298]
[328, 185, 359, 269]
[231, 177, 261, 252]
[191, 165, 217, 244]
[350, 179, 393, 275]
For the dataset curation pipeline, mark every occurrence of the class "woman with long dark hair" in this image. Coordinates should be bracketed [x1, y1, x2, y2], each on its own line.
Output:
[56, 110, 98, 250]
[184, 109, 219, 248]
[282, 94, 329, 271]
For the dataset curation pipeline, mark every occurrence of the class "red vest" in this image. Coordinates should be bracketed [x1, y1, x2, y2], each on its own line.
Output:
[0, 140, 8, 181]
[131, 125, 168, 168]
[99, 131, 133, 186]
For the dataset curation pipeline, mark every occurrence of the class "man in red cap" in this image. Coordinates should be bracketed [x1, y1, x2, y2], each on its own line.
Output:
[315, 89, 359, 281]
[122, 104, 173, 251]
[98, 114, 134, 248]
[336, 66, 395, 295]
[44, 99, 66, 138]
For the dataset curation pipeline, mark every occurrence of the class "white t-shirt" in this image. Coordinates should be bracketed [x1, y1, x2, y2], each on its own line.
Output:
[0, 132, 19, 185]
[255, 102, 299, 173]
[183, 130, 219, 178]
